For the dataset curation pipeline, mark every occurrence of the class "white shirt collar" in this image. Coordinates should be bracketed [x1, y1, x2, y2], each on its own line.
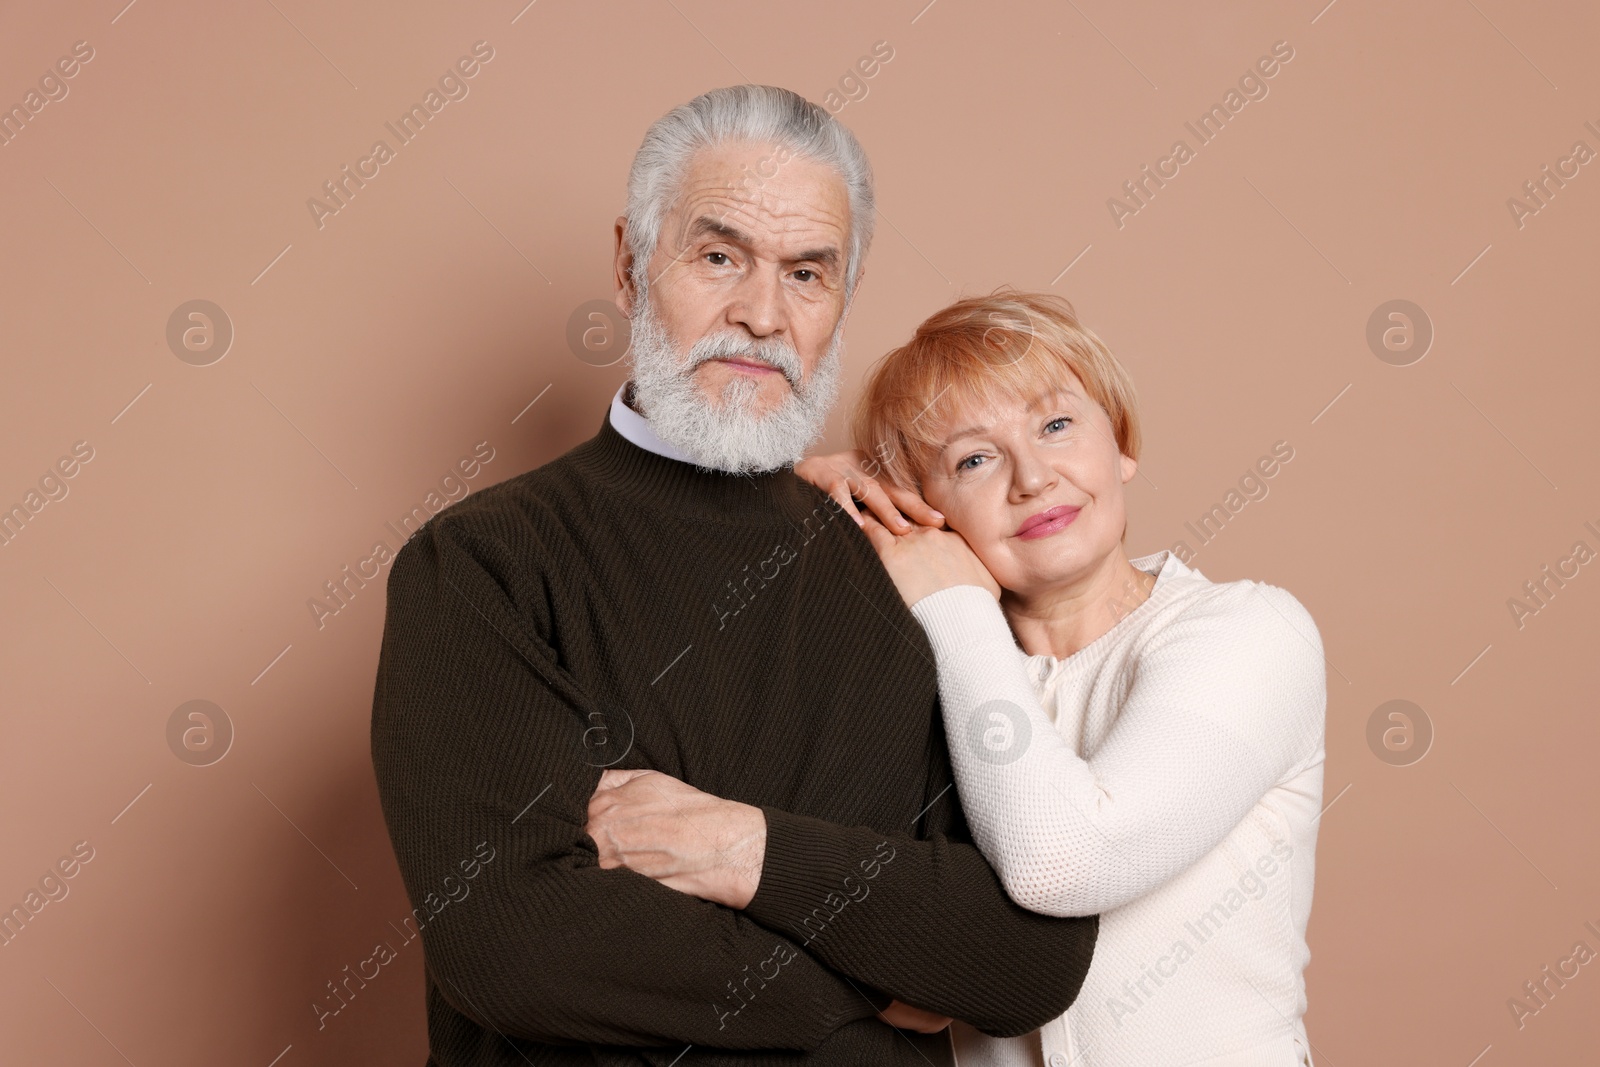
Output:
[608, 382, 733, 471]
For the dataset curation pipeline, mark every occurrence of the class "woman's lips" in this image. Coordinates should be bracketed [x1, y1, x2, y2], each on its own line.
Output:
[1015, 504, 1081, 540]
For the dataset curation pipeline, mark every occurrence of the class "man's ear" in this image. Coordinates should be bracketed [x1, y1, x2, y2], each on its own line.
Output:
[612, 215, 636, 318]
[844, 265, 867, 316]
[836, 266, 866, 330]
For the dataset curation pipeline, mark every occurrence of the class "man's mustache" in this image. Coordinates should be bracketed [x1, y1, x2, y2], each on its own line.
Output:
[684, 334, 803, 388]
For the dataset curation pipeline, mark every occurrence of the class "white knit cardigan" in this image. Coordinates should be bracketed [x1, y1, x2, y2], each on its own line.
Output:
[910, 550, 1326, 1067]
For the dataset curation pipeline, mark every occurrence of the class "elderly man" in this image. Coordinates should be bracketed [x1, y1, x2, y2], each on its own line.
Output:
[371, 84, 1096, 1066]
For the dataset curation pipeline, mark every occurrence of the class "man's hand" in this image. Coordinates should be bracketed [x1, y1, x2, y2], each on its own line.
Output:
[878, 999, 954, 1033]
[586, 768, 766, 909]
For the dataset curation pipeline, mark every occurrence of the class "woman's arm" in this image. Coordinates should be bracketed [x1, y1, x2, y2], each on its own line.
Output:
[909, 581, 1326, 917]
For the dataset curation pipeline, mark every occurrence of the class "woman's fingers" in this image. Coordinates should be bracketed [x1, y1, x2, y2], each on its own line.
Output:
[797, 451, 944, 532]
[884, 483, 944, 527]
[798, 455, 871, 526]
[857, 512, 900, 555]
[856, 479, 914, 532]
[824, 479, 866, 526]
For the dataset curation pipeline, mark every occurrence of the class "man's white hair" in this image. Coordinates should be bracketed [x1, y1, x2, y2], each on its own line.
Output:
[622, 84, 874, 299]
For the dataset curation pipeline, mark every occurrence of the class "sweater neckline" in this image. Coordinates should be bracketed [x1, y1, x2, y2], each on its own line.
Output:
[577, 406, 821, 526]
[1022, 550, 1191, 678]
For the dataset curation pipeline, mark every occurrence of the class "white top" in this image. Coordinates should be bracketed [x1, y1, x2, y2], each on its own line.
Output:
[607, 381, 729, 469]
[911, 550, 1326, 1067]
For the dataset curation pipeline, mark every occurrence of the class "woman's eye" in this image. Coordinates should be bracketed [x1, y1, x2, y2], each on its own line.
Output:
[1045, 416, 1073, 434]
[956, 454, 986, 472]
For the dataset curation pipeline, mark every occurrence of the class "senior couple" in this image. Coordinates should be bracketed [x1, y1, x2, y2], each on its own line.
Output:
[371, 85, 1327, 1067]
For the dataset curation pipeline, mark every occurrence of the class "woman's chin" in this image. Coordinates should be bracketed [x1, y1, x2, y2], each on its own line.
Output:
[997, 554, 1106, 601]
[994, 569, 1060, 602]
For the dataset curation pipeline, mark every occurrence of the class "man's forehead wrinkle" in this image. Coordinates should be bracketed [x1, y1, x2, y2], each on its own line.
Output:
[676, 155, 849, 216]
[676, 178, 846, 224]
[670, 189, 849, 254]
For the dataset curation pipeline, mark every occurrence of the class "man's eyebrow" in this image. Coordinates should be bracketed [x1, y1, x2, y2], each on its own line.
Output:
[791, 246, 840, 270]
[687, 216, 751, 244]
[685, 216, 840, 271]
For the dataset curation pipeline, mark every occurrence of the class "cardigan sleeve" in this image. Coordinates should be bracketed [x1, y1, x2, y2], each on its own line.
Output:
[370, 516, 880, 1051]
[908, 581, 1327, 917]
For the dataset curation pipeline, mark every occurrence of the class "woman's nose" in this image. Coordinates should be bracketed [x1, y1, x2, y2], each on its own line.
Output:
[1010, 451, 1058, 498]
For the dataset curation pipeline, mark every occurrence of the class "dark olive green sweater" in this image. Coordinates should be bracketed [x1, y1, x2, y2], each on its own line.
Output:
[370, 410, 1096, 1066]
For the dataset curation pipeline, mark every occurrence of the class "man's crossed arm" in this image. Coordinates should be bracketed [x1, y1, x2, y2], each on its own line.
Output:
[586, 768, 954, 1034]
[371, 518, 1095, 1052]
[587, 767, 1098, 1037]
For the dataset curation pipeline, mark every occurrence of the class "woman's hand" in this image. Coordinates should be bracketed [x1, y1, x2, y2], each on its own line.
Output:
[878, 999, 954, 1033]
[858, 513, 1002, 608]
[795, 450, 944, 532]
[585, 768, 766, 909]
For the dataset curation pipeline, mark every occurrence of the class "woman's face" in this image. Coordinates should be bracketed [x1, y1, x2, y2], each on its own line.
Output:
[918, 372, 1137, 598]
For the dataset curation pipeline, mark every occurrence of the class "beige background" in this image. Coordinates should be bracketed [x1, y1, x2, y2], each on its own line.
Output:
[2, 0, 1597, 1063]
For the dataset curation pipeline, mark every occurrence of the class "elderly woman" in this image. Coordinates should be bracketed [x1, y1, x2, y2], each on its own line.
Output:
[801, 290, 1326, 1066]
[591, 291, 1327, 1066]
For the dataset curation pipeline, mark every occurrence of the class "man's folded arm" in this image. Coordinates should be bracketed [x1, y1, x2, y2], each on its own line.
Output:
[370, 517, 881, 1051]
[742, 806, 1098, 1039]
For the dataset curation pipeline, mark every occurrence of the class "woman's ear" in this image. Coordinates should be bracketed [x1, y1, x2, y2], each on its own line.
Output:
[1119, 453, 1138, 484]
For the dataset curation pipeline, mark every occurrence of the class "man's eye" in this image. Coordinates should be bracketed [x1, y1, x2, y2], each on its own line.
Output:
[793, 269, 816, 282]
[706, 252, 730, 266]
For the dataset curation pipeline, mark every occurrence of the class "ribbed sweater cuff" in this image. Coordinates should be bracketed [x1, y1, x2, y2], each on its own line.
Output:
[742, 809, 896, 1017]
[747, 806, 864, 932]
[742, 599, 1024, 1023]
[910, 585, 1015, 658]
[745, 808, 892, 1014]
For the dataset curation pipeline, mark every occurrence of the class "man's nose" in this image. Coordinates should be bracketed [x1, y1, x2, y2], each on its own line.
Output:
[728, 266, 787, 338]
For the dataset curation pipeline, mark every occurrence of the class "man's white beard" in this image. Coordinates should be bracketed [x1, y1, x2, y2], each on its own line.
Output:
[626, 289, 843, 474]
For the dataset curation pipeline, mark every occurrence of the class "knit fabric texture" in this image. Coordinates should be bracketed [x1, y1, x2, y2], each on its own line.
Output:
[914, 552, 1326, 1067]
[370, 412, 1098, 1066]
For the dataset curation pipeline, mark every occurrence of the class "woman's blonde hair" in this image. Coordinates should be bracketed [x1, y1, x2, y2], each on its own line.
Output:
[851, 289, 1141, 491]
